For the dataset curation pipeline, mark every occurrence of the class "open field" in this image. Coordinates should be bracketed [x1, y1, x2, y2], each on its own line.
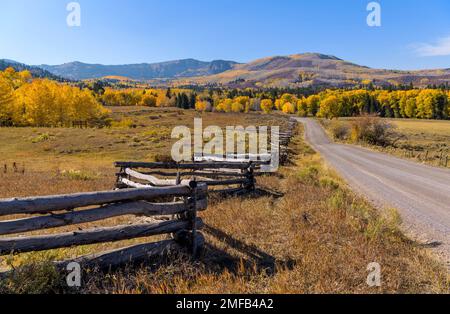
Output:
[321, 118, 450, 168]
[0, 108, 448, 293]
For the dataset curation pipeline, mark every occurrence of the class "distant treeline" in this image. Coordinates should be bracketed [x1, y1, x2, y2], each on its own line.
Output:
[192, 89, 450, 120]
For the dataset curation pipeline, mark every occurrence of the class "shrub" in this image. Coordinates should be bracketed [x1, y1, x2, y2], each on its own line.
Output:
[319, 176, 340, 190]
[231, 102, 244, 113]
[60, 169, 98, 181]
[350, 116, 399, 147]
[260, 99, 274, 114]
[297, 165, 320, 184]
[330, 122, 350, 140]
[195, 101, 212, 112]
[140, 94, 157, 107]
[111, 118, 135, 129]
[282, 102, 296, 114]
[31, 133, 51, 143]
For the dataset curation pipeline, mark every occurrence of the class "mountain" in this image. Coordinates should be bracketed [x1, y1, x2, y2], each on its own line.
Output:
[5, 53, 450, 88]
[178, 53, 450, 88]
[0, 59, 64, 80]
[39, 59, 239, 81]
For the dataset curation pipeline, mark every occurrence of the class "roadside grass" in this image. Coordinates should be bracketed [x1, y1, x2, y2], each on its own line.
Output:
[0, 119, 448, 294]
[321, 118, 450, 168]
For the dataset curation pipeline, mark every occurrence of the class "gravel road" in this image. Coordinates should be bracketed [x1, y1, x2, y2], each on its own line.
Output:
[295, 118, 450, 266]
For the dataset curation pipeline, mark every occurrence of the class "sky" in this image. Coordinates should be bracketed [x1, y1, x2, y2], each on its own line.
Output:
[0, 0, 450, 70]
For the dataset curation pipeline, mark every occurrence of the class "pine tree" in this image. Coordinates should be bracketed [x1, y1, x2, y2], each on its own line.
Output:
[189, 93, 196, 109]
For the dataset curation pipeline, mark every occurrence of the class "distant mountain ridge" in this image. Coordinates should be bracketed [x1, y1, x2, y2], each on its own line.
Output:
[0, 59, 63, 80]
[39, 59, 239, 81]
[4, 53, 450, 88]
[181, 53, 450, 88]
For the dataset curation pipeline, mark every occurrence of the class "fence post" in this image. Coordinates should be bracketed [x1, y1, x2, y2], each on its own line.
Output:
[115, 167, 126, 189]
[244, 164, 256, 192]
[190, 180, 199, 257]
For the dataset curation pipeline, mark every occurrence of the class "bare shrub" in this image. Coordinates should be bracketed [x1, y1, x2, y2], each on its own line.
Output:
[350, 116, 402, 147]
[330, 122, 350, 140]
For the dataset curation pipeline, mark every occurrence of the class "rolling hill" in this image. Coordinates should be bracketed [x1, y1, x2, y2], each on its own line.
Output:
[0, 59, 64, 80]
[39, 59, 238, 81]
[177, 53, 450, 88]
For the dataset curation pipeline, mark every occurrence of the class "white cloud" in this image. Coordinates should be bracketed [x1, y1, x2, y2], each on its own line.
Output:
[413, 36, 450, 57]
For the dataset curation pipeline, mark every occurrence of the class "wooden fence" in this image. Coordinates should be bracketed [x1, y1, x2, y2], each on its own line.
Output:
[0, 182, 207, 272]
[115, 161, 257, 196]
[0, 117, 298, 276]
[115, 118, 298, 196]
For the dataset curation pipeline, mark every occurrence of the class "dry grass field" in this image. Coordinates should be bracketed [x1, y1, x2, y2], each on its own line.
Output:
[0, 108, 448, 293]
[321, 118, 450, 168]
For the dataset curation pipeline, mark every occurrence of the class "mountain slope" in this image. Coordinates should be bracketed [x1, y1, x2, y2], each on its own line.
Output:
[0, 59, 64, 80]
[179, 53, 450, 88]
[39, 59, 238, 80]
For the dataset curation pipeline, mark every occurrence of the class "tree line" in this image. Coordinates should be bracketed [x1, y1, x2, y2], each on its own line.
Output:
[193, 89, 450, 120]
[0, 68, 109, 127]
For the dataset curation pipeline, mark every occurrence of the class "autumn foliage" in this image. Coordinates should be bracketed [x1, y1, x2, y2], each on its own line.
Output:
[0, 68, 109, 127]
[193, 88, 449, 120]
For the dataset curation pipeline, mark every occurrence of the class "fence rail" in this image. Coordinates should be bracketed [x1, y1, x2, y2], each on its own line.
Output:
[0, 182, 207, 272]
[116, 161, 256, 195]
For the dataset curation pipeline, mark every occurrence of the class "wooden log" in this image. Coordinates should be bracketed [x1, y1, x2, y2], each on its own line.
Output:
[125, 170, 248, 178]
[211, 186, 246, 194]
[0, 218, 204, 255]
[54, 239, 179, 271]
[115, 161, 251, 170]
[0, 198, 208, 235]
[125, 168, 191, 186]
[195, 153, 271, 160]
[121, 176, 247, 188]
[185, 171, 248, 178]
[194, 156, 270, 165]
[200, 178, 250, 186]
[0, 186, 197, 216]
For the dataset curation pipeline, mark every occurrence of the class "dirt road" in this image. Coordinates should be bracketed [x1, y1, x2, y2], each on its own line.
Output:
[295, 118, 450, 266]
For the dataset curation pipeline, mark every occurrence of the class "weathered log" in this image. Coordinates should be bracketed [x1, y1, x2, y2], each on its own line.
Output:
[0, 198, 208, 235]
[211, 187, 246, 194]
[193, 156, 271, 165]
[0, 186, 197, 216]
[54, 239, 179, 271]
[115, 161, 251, 170]
[0, 218, 204, 255]
[121, 176, 248, 188]
[0, 240, 179, 279]
[200, 178, 250, 186]
[124, 170, 248, 178]
[125, 168, 192, 186]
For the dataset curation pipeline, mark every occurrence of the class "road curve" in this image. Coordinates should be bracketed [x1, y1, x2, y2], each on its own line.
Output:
[295, 118, 450, 265]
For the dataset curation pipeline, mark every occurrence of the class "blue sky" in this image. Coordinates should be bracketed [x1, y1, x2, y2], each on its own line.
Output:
[0, 0, 449, 70]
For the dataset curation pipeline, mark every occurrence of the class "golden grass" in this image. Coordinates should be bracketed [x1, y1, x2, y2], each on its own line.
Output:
[391, 119, 450, 137]
[0, 111, 448, 294]
[322, 118, 450, 168]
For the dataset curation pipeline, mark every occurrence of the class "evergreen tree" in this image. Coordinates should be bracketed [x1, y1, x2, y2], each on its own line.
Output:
[189, 93, 197, 109]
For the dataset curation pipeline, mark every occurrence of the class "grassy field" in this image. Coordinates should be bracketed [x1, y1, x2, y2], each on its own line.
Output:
[0, 108, 448, 293]
[321, 118, 450, 168]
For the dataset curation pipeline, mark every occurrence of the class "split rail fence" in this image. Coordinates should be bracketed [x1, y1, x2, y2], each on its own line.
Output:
[0, 118, 297, 275]
[0, 182, 207, 273]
